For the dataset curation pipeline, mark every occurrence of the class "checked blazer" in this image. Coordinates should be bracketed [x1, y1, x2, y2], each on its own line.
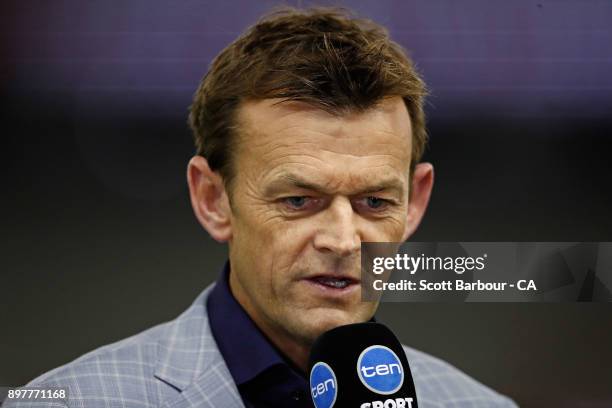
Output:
[4, 284, 517, 407]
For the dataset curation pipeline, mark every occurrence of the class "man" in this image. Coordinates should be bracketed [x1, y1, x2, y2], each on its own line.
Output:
[5, 8, 517, 408]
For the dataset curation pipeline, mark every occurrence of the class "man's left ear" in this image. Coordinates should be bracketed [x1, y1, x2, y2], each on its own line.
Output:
[402, 162, 434, 241]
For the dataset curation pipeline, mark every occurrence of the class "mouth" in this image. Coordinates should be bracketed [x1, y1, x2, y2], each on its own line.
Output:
[303, 274, 360, 292]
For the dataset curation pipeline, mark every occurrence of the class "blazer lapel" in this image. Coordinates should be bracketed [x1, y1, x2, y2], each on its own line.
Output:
[161, 355, 244, 408]
[155, 284, 245, 408]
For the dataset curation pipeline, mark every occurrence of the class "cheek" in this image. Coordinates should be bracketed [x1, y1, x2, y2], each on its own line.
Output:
[234, 214, 315, 279]
[232, 202, 280, 248]
[362, 214, 408, 242]
[269, 222, 317, 269]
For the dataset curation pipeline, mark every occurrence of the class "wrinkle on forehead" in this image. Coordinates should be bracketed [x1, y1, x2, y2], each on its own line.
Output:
[233, 97, 413, 194]
[237, 97, 411, 145]
[263, 168, 406, 200]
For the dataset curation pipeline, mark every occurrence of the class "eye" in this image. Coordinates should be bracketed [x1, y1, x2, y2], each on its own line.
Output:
[366, 196, 386, 209]
[284, 196, 309, 209]
[354, 196, 392, 213]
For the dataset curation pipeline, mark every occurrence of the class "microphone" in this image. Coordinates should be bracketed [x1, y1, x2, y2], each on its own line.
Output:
[308, 322, 418, 408]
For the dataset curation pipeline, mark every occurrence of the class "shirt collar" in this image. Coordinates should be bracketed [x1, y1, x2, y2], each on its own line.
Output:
[206, 261, 291, 386]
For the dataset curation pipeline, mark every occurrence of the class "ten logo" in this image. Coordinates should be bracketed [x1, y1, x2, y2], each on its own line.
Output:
[357, 345, 404, 395]
[310, 362, 338, 408]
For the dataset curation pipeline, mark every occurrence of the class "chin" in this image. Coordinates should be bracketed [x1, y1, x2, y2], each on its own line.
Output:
[299, 307, 372, 342]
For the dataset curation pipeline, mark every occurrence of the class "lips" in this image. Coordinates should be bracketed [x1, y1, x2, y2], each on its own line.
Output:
[306, 275, 360, 290]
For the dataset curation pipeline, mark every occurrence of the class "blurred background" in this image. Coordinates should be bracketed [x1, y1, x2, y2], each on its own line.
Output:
[1, 1, 611, 406]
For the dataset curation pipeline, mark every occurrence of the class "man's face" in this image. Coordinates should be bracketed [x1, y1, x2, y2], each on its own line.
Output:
[227, 97, 413, 347]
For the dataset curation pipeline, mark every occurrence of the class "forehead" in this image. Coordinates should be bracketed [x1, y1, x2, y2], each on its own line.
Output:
[234, 97, 413, 192]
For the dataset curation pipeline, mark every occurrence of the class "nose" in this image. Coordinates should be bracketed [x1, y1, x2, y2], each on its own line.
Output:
[313, 197, 361, 256]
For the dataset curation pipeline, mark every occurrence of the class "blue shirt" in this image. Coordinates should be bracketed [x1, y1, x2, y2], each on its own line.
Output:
[206, 262, 313, 407]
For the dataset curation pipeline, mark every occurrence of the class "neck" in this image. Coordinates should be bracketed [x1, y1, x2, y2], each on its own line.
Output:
[228, 272, 311, 372]
[266, 327, 310, 373]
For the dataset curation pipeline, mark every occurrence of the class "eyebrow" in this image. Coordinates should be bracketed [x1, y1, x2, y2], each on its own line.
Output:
[264, 172, 405, 197]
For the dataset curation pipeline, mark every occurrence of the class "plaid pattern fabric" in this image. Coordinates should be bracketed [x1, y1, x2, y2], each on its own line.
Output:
[4, 284, 517, 407]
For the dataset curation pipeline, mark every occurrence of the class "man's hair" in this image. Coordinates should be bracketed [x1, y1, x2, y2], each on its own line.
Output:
[189, 7, 428, 188]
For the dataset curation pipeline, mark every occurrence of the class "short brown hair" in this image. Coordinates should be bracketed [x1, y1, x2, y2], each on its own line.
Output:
[189, 7, 428, 188]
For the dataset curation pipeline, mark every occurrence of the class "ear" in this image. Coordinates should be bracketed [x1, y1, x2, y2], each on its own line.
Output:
[187, 155, 232, 242]
[401, 162, 434, 241]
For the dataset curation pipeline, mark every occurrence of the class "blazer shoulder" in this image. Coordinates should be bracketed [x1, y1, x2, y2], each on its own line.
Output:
[11, 322, 172, 408]
[402, 345, 518, 407]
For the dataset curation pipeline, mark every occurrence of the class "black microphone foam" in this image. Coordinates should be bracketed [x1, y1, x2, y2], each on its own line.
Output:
[308, 322, 418, 408]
